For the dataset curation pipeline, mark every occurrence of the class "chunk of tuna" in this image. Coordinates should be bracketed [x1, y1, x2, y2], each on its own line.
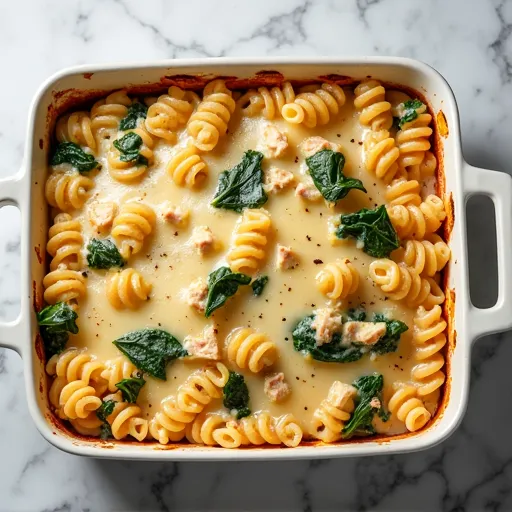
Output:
[327, 381, 357, 409]
[183, 325, 220, 360]
[184, 277, 208, 313]
[276, 244, 299, 270]
[342, 321, 387, 346]
[264, 167, 295, 194]
[88, 202, 117, 231]
[191, 226, 215, 255]
[264, 372, 291, 403]
[262, 124, 288, 158]
[311, 307, 343, 346]
[295, 179, 322, 201]
[299, 136, 342, 158]
[162, 202, 189, 227]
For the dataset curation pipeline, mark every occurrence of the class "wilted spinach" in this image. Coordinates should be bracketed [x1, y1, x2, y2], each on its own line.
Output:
[205, 266, 251, 317]
[51, 142, 98, 173]
[37, 302, 79, 357]
[86, 238, 124, 269]
[223, 371, 251, 419]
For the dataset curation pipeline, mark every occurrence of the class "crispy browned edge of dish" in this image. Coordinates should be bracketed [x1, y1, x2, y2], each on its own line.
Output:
[33, 69, 455, 450]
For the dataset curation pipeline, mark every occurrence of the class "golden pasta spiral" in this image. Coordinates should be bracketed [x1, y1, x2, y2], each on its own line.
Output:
[56, 111, 96, 151]
[43, 266, 87, 309]
[237, 82, 295, 119]
[315, 258, 359, 300]
[111, 201, 156, 260]
[167, 144, 208, 187]
[354, 79, 392, 131]
[104, 393, 148, 442]
[46, 213, 83, 271]
[107, 268, 151, 310]
[411, 305, 447, 396]
[107, 126, 155, 183]
[363, 130, 401, 183]
[396, 103, 433, 169]
[387, 194, 446, 239]
[226, 208, 272, 274]
[407, 150, 437, 182]
[149, 397, 195, 444]
[226, 327, 278, 373]
[281, 83, 346, 128]
[145, 86, 199, 142]
[45, 171, 94, 212]
[392, 235, 450, 277]
[100, 357, 138, 393]
[369, 259, 445, 308]
[386, 178, 422, 207]
[69, 413, 103, 437]
[234, 412, 303, 447]
[187, 79, 236, 151]
[185, 413, 242, 448]
[388, 384, 430, 432]
[91, 90, 131, 140]
[57, 380, 102, 420]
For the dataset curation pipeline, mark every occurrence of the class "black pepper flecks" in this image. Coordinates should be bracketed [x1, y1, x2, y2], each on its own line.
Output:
[314, 259, 323, 264]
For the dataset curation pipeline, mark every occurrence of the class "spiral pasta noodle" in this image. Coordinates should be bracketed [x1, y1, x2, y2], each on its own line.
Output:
[185, 413, 242, 448]
[43, 266, 87, 309]
[111, 201, 156, 260]
[388, 384, 430, 432]
[363, 130, 401, 183]
[392, 235, 450, 277]
[315, 258, 359, 301]
[411, 305, 447, 396]
[407, 150, 437, 182]
[45, 171, 94, 212]
[237, 82, 295, 119]
[91, 90, 131, 140]
[58, 380, 102, 420]
[145, 86, 199, 142]
[233, 412, 303, 447]
[281, 83, 346, 128]
[70, 413, 103, 437]
[226, 208, 272, 274]
[46, 213, 83, 271]
[100, 357, 138, 393]
[167, 144, 208, 187]
[387, 194, 446, 239]
[107, 126, 155, 183]
[386, 178, 421, 207]
[56, 111, 96, 151]
[226, 327, 278, 373]
[354, 79, 392, 131]
[149, 397, 194, 444]
[187, 79, 236, 151]
[107, 268, 152, 310]
[369, 259, 445, 308]
[103, 392, 149, 441]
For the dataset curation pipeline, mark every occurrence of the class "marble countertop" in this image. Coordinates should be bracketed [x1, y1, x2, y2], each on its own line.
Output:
[2, 0, 512, 510]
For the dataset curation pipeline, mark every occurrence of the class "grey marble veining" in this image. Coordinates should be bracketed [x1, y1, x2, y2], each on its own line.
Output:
[1, 0, 512, 510]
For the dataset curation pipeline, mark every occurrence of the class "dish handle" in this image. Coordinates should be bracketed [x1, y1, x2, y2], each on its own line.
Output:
[0, 173, 24, 355]
[464, 163, 512, 341]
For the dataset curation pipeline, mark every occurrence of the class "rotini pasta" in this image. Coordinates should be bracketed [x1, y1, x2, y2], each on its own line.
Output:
[103, 392, 149, 441]
[58, 380, 102, 420]
[388, 384, 431, 432]
[281, 83, 346, 128]
[45, 171, 94, 212]
[56, 111, 96, 151]
[387, 194, 446, 239]
[167, 144, 207, 187]
[43, 266, 87, 309]
[90, 90, 131, 141]
[100, 357, 138, 393]
[407, 150, 437, 182]
[226, 208, 271, 274]
[106, 268, 152, 310]
[315, 258, 359, 300]
[226, 327, 278, 373]
[411, 305, 447, 396]
[70, 413, 103, 437]
[187, 79, 236, 151]
[385, 178, 422, 207]
[363, 130, 401, 183]
[238, 82, 295, 119]
[186, 413, 242, 448]
[354, 79, 392, 131]
[145, 86, 199, 142]
[46, 213, 83, 271]
[111, 201, 156, 260]
[369, 259, 445, 308]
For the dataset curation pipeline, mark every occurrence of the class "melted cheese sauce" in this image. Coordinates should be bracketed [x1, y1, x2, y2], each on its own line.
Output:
[56, 88, 440, 439]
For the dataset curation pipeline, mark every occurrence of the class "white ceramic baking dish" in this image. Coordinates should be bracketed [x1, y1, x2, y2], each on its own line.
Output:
[1, 57, 511, 461]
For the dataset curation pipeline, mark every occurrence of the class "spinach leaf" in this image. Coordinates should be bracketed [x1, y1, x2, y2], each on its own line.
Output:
[86, 238, 125, 269]
[115, 376, 146, 403]
[113, 132, 148, 166]
[51, 142, 98, 173]
[251, 275, 269, 296]
[119, 103, 147, 131]
[306, 149, 367, 202]
[372, 314, 408, 355]
[223, 371, 251, 419]
[292, 315, 364, 364]
[113, 328, 187, 380]
[37, 302, 79, 357]
[96, 399, 116, 440]
[211, 150, 267, 212]
[205, 266, 251, 317]
[398, 99, 424, 128]
[342, 373, 388, 438]
[336, 205, 400, 258]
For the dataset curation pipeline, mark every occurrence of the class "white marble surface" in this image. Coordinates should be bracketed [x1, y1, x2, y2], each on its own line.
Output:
[1, 0, 512, 510]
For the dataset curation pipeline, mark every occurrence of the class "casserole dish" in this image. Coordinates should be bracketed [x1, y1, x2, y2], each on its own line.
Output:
[1, 57, 512, 460]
